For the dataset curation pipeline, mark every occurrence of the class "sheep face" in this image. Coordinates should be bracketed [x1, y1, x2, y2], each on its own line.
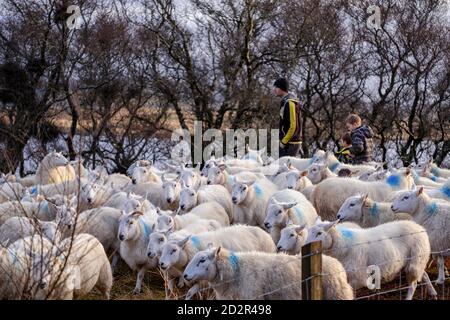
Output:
[123, 197, 143, 214]
[157, 213, 175, 233]
[231, 182, 252, 205]
[179, 188, 197, 212]
[243, 148, 264, 165]
[307, 164, 325, 184]
[159, 240, 186, 270]
[391, 190, 421, 214]
[183, 248, 217, 282]
[304, 222, 336, 250]
[147, 232, 167, 259]
[337, 195, 365, 222]
[264, 201, 296, 230]
[207, 165, 225, 185]
[118, 213, 143, 242]
[162, 180, 180, 204]
[47, 152, 69, 167]
[131, 166, 154, 184]
[201, 159, 217, 177]
[286, 171, 301, 190]
[179, 167, 200, 189]
[80, 182, 100, 204]
[277, 225, 308, 253]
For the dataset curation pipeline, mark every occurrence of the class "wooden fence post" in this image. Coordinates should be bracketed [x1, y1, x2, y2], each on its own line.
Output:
[301, 241, 323, 300]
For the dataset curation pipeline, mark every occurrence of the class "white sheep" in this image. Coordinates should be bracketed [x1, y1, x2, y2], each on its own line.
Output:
[35, 152, 76, 185]
[311, 169, 415, 221]
[179, 184, 233, 222]
[417, 160, 450, 179]
[317, 151, 375, 176]
[159, 225, 276, 299]
[276, 222, 361, 254]
[183, 247, 301, 299]
[162, 174, 182, 209]
[307, 163, 338, 185]
[176, 164, 203, 190]
[0, 182, 26, 203]
[391, 187, 450, 284]
[130, 163, 162, 185]
[125, 182, 176, 210]
[42, 234, 113, 300]
[206, 164, 261, 192]
[0, 200, 57, 226]
[231, 176, 278, 228]
[0, 216, 61, 247]
[305, 219, 437, 300]
[118, 210, 158, 294]
[263, 189, 318, 244]
[337, 194, 412, 228]
[156, 202, 230, 233]
[421, 178, 450, 202]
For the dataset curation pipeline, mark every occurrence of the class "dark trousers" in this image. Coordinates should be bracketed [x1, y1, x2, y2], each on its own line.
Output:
[279, 143, 302, 157]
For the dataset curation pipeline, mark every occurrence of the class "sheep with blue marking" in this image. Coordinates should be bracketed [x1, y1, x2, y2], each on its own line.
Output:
[183, 247, 302, 300]
[337, 194, 412, 228]
[276, 221, 361, 254]
[0, 200, 57, 226]
[159, 225, 276, 299]
[392, 187, 450, 284]
[263, 189, 317, 244]
[179, 184, 233, 222]
[304, 219, 436, 300]
[311, 169, 415, 221]
[118, 210, 158, 294]
[0, 216, 61, 247]
[421, 178, 450, 202]
[231, 176, 278, 228]
[416, 160, 450, 179]
[156, 202, 230, 234]
[206, 164, 261, 192]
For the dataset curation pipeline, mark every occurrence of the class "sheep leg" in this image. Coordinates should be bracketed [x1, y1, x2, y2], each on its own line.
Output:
[185, 283, 200, 300]
[405, 280, 417, 300]
[436, 256, 445, 285]
[111, 253, 120, 274]
[133, 268, 146, 294]
[421, 272, 437, 299]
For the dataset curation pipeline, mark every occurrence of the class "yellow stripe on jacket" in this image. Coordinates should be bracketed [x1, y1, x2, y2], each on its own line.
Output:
[282, 100, 297, 145]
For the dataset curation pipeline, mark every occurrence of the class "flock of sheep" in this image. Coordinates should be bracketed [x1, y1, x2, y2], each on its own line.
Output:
[0, 148, 449, 300]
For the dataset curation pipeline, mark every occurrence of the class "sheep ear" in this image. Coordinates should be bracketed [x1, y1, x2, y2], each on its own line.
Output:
[243, 180, 256, 187]
[324, 220, 339, 231]
[178, 236, 190, 248]
[131, 211, 144, 218]
[405, 168, 411, 176]
[218, 164, 227, 172]
[295, 224, 307, 234]
[314, 216, 323, 225]
[195, 163, 201, 172]
[417, 187, 424, 195]
[362, 193, 369, 203]
[300, 170, 308, 178]
[282, 202, 297, 210]
[214, 246, 222, 257]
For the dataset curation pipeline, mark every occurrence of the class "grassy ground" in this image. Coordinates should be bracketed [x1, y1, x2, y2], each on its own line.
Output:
[83, 258, 450, 300]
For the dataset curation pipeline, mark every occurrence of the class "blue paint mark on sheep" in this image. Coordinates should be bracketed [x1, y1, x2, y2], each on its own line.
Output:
[425, 202, 439, 216]
[329, 162, 341, 173]
[369, 202, 379, 218]
[338, 228, 354, 240]
[228, 252, 239, 272]
[190, 236, 201, 250]
[139, 218, 153, 240]
[30, 186, 38, 196]
[253, 183, 264, 199]
[441, 185, 450, 200]
[386, 175, 401, 188]
[431, 167, 440, 177]
[293, 206, 303, 222]
[430, 175, 438, 182]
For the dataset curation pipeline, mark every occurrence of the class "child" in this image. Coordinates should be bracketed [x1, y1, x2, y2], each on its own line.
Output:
[336, 133, 353, 164]
[345, 114, 374, 165]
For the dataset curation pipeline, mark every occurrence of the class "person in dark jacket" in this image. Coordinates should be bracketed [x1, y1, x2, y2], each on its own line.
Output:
[336, 132, 353, 164]
[345, 114, 374, 164]
[273, 78, 302, 157]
